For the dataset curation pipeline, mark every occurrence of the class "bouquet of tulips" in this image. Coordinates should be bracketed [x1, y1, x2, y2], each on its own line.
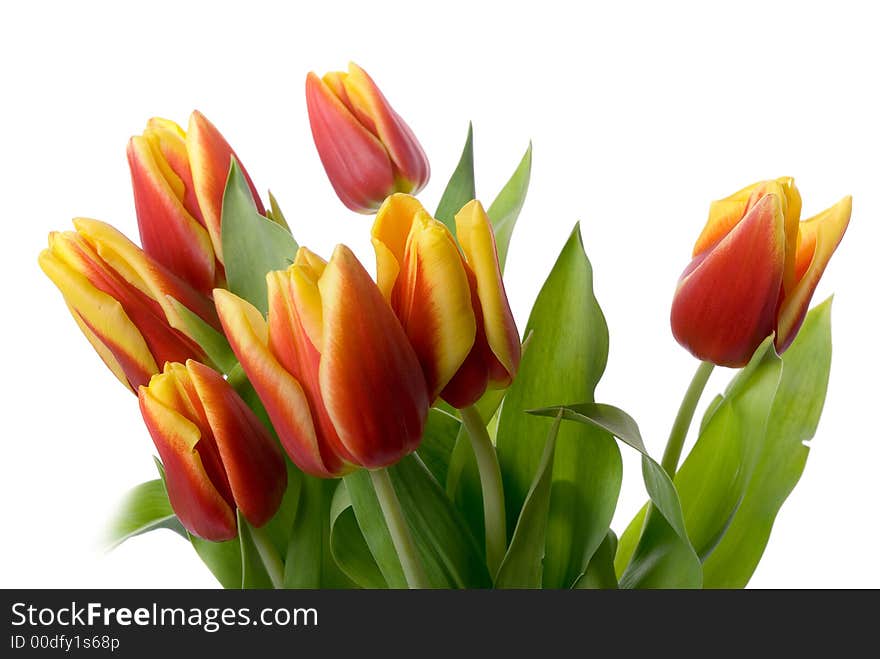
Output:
[39, 62, 850, 589]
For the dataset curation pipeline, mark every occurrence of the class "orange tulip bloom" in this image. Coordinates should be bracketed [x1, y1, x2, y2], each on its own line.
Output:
[39, 219, 221, 391]
[671, 178, 851, 366]
[214, 244, 430, 477]
[127, 111, 264, 295]
[139, 360, 286, 541]
[372, 194, 521, 407]
[306, 62, 429, 213]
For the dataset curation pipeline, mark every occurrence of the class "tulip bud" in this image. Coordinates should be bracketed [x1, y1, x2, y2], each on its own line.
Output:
[671, 178, 850, 367]
[214, 245, 430, 478]
[139, 360, 287, 541]
[372, 194, 521, 407]
[38, 218, 221, 391]
[306, 62, 430, 213]
[127, 111, 264, 294]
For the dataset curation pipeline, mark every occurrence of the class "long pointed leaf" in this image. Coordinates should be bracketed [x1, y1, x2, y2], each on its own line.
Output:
[103, 479, 186, 550]
[221, 159, 298, 314]
[487, 142, 532, 271]
[530, 402, 700, 588]
[496, 224, 621, 588]
[495, 413, 561, 587]
[434, 123, 475, 231]
[167, 296, 237, 374]
[702, 299, 834, 587]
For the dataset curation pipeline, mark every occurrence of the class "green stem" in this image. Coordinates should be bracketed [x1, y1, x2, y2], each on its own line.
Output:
[660, 360, 715, 477]
[369, 467, 431, 589]
[459, 405, 507, 577]
[246, 520, 285, 589]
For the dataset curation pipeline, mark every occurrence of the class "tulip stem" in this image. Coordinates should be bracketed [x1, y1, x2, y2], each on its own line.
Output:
[660, 360, 715, 477]
[369, 467, 431, 589]
[460, 405, 507, 578]
[246, 520, 285, 589]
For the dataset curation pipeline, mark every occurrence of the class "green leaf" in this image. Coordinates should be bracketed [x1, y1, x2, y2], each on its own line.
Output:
[283, 474, 354, 588]
[434, 123, 475, 231]
[530, 402, 700, 588]
[416, 407, 461, 486]
[103, 479, 186, 550]
[496, 224, 621, 588]
[221, 159, 299, 314]
[262, 461, 303, 560]
[345, 456, 492, 588]
[487, 142, 532, 272]
[266, 190, 291, 232]
[235, 511, 274, 589]
[495, 413, 561, 588]
[445, 423, 486, 551]
[444, 336, 532, 547]
[701, 300, 833, 587]
[227, 363, 272, 431]
[574, 531, 618, 589]
[167, 296, 238, 374]
[189, 535, 246, 589]
[611, 337, 784, 588]
[329, 481, 388, 588]
[343, 469, 408, 588]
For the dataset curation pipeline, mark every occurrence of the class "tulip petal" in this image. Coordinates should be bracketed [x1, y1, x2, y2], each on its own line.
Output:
[693, 178, 801, 263]
[440, 268, 496, 408]
[305, 72, 396, 213]
[398, 211, 476, 398]
[139, 373, 236, 542]
[317, 245, 430, 468]
[214, 288, 346, 477]
[266, 268, 356, 467]
[671, 194, 786, 367]
[187, 110, 265, 263]
[454, 200, 521, 382]
[372, 238, 400, 301]
[343, 63, 430, 192]
[186, 360, 286, 527]
[39, 245, 158, 390]
[50, 228, 206, 370]
[127, 135, 216, 294]
[776, 196, 851, 352]
[72, 218, 221, 335]
[143, 117, 205, 225]
[372, 193, 427, 266]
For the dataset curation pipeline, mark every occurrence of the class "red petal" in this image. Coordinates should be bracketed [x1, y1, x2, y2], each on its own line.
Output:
[305, 72, 396, 213]
[671, 194, 785, 367]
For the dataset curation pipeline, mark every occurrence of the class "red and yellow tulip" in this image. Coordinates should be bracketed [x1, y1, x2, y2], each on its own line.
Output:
[306, 62, 430, 213]
[127, 111, 264, 295]
[139, 360, 287, 541]
[214, 244, 430, 478]
[38, 218, 221, 391]
[671, 178, 851, 367]
[372, 194, 521, 408]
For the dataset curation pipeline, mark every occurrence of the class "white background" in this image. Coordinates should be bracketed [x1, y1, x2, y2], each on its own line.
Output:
[1, 0, 877, 588]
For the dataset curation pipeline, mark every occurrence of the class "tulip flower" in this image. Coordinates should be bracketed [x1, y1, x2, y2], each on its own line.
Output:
[214, 244, 430, 478]
[139, 360, 287, 541]
[38, 218, 222, 391]
[371, 194, 521, 408]
[305, 62, 430, 213]
[127, 111, 264, 295]
[671, 178, 851, 367]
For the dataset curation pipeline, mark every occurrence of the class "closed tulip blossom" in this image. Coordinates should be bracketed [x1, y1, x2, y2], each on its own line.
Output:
[214, 244, 430, 478]
[671, 178, 851, 367]
[38, 218, 222, 391]
[371, 194, 521, 408]
[127, 111, 264, 295]
[139, 360, 287, 541]
[306, 62, 430, 213]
